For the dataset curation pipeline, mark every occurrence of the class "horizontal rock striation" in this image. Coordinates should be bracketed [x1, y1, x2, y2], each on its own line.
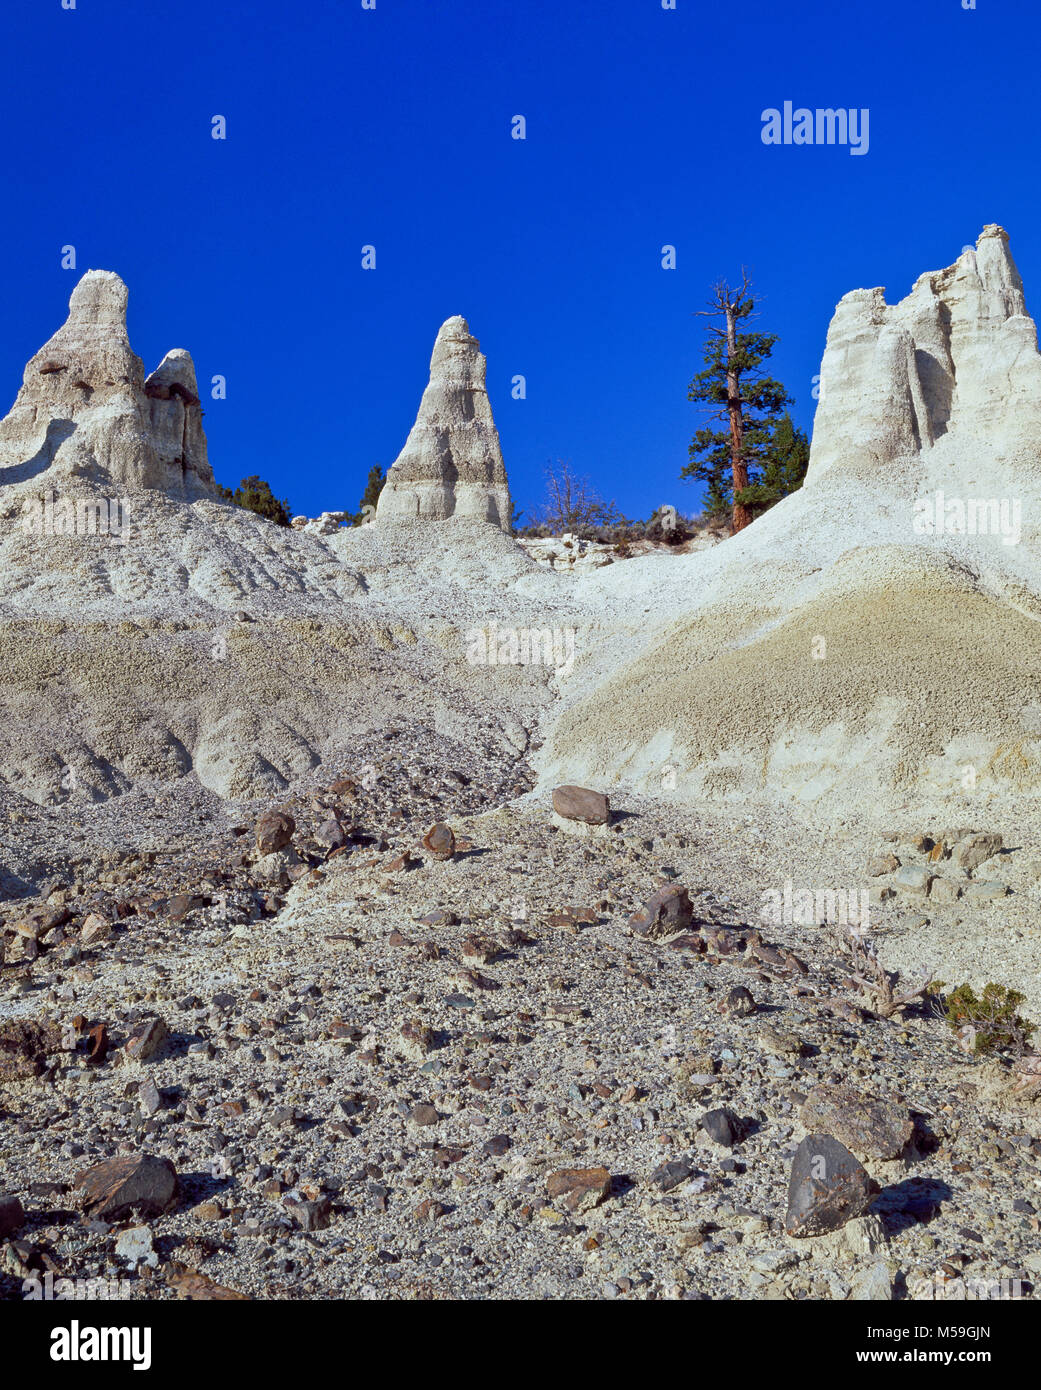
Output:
[376, 316, 511, 529]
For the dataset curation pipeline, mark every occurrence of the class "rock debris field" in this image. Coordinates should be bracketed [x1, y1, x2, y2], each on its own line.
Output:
[1, 228, 1041, 1301]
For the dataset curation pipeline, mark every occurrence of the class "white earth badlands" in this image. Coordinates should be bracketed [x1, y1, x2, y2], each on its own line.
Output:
[0, 227, 1038, 822]
[3, 235, 1041, 1307]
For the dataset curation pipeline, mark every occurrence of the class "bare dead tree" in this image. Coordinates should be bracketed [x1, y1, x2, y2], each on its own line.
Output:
[538, 459, 620, 535]
[833, 924, 934, 1020]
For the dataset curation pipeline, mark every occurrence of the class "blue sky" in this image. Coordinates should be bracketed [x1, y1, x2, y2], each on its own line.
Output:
[0, 0, 1036, 522]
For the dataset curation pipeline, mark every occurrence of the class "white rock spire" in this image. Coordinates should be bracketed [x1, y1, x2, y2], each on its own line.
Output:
[376, 316, 512, 528]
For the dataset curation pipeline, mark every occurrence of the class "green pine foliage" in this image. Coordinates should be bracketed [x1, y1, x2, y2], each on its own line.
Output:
[351, 464, 386, 525]
[216, 475, 293, 527]
[735, 413, 811, 514]
[682, 283, 804, 524]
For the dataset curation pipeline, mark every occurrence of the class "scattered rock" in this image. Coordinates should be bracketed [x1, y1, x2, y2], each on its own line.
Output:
[255, 810, 295, 855]
[785, 1134, 879, 1237]
[0, 1195, 25, 1239]
[964, 880, 1009, 901]
[799, 1085, 914, 1161]
[125, 1016, 169, 1062]
[850, 1261, 893, 1300]
[649, 1159, 695, 1193]
[0, 1019, 62, 1083]
[955, 832, 1003, 875]
[551, 786, 610, 826]
[721, 986, 756, 1018]
[74, 1154, 178, 1221]
[546, 1166, 612, 1213]
[893, 866, 934, 896]
[408, 1103, 440, 1127]
[422, 822, 456, 860]
[628, 883, 694, 939]
[115, 1224, 156, 1267]
[700, 1107, 743, 1148]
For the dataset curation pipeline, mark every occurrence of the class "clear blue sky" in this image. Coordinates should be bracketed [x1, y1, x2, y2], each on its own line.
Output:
[1, 0, 1037, 522]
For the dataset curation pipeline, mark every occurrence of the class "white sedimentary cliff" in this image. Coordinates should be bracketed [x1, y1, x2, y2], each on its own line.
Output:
[537, 226, 1041, 817]
[376, 315, 512, 529]
[809, 224, 1041, 479]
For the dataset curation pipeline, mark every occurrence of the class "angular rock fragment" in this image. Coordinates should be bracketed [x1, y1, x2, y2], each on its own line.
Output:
[74, 1154, 178, 1221]
[721, 986, 756, 1017]
[255, 810, 295, 855]
[0, 1195, 25, 1239]
[955, 832, 1003, 875]
[125, 1017, 169, 1062]
[785, 1134, 879, 1237]
[799, 1085, 914, 1161]
[421, 822, 456, 860]
[649, 1159, 695, 1193]
[628, 883, 694, 939]
[546, 1166, 612, 1214]
[700, 1107, 743, 1148]
[0, 1019, 63, 1083]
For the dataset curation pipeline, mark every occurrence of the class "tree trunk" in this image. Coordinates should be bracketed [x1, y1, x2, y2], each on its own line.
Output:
[725, 302, 752, 534]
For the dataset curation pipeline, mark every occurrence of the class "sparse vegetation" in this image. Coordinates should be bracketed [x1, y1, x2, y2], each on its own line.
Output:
[833, 925, 936, 1019]
[349, 464, 386, 526]
[935, 981, 1037, 1056]
[216, 475, 293, 527]
[535, 458, 622, 535]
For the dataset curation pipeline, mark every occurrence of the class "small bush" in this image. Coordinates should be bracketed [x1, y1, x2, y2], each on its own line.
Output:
[937, 981, 1037, 1056]
[217, 475, 292, 527]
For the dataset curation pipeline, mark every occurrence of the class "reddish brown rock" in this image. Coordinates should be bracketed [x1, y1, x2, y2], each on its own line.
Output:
[799, 1085, 914, 1161]
[413, 1198, 447, 1223]
[74, 1154, 178, 1220]
[125, 1017, 169, 1062]
[254, 809, 295, 855]
[80, 913, 111, 945]
[552, 785, 610, 825]
[422, 822, 456, 859]
[628, 883, 694, 939]
[0, 1195, 25, 1239]
[167, 1264, 251, 1300]
[546, 1166, 612, 1213]
[0, 1019, 63, 1083]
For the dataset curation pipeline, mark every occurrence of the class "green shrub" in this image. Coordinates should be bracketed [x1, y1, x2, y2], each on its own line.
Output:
[937, 981, 1036, 1055]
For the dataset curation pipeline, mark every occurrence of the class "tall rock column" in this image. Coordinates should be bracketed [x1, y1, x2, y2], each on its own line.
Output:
[376, 316, 512, 529]
[0, 269, 217, 498]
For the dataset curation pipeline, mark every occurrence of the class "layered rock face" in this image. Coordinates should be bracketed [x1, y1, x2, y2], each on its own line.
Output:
[537, 227, 1041, 818]
[376, 316, 512, 529]
[0, 270, 217, 498]
[809, 224, 1041, 479]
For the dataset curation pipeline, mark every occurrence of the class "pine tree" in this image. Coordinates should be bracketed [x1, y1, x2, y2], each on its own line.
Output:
[682, 275, 792, 534]
[736, 412, 810, 515]
[351, 464, 386, 525]
[216, 475, 293, 526]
